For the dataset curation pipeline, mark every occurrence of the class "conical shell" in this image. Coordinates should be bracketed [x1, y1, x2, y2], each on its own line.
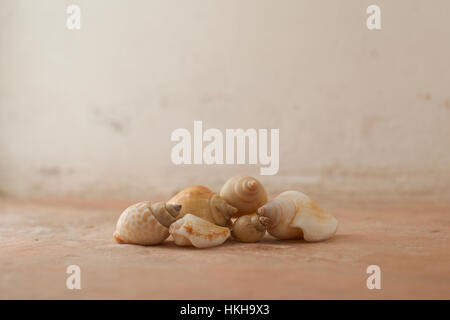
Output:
[220, 175, 268, 217]
[113, 201, 181, 245]
[231, 214, 270, 243]
[257, 191, 338, 242]
[168, 185, 237, 227]
[169, 214, 230, 248]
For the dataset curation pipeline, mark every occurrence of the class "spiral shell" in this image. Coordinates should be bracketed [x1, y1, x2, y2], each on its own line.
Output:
[169, 214, 230, 248]
[220, 175, 268, 217]
[113, 201, 181, 245]
[257, 191, 338, 242]
[168, 185, 237, 227]
[231, 214, 270, 242]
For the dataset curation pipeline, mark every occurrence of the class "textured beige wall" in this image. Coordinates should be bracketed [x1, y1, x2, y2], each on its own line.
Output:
[1, 0, 449, 202]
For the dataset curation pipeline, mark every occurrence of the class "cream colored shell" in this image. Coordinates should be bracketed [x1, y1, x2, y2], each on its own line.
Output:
[258, 197, 302, 240]
[220, 175, 268, 217]
[114, 201, 176, 245]
[258, 191, 338, 242]
[231, 214, 269, 243]
[169, 214, 230, 248]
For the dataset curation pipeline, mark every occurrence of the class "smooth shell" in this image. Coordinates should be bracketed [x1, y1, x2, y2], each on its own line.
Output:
[169, 214, 230, 248]
[281, 191, 338, 242]
[258, 197, 303, 240]
[169, 185, 236, 226]
[220, 175, 268, 217]
[258, 191, 338, 242]
[231, 214, 269, 242]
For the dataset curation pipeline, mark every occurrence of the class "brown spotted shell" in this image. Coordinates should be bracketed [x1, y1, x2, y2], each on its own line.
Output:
[113, 201, 180, 245]
[169, 214, 230, 248]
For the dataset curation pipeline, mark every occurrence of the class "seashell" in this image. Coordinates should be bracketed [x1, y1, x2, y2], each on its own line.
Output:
[231, 214, 270, 243]
[257, 191, 338, 242]
[169, 214, 230, 248]
[168, 185, 237, 227]
[220, 175, 268, 217]
[113, 201, 181, 245]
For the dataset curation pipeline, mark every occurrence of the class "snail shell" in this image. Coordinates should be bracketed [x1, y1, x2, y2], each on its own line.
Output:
[231, 214, 270, 242]
[220, 175, 268, 217]
[169, 214, 230, 248]
[257, 191, 338, 242]
[168, 185, 237, 227]
[113, 201, 181, 245]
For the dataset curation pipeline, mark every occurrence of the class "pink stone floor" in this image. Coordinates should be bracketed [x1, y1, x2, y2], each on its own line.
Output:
[0, 197, 449, 299]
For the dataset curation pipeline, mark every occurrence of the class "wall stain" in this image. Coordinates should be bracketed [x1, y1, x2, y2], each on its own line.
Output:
[39, 166, 61, 176]
[159, 97, 169, 109]
[417, 92, 432, 101]
[443, 99, 450, 110]
[361, 116, 382, 137]
[106, 119, 124, 133]
[93, 108, 129, 134]
[369, 50, 379, 60]
[417, 94, 450, 110]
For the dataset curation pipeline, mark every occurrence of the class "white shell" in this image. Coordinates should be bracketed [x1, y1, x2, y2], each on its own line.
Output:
[114, 201, 169, 245]
[280, 191, 338, 241]
[169, 214, 230, 248]
[263, 197, 303, 240]
[259, 191, 338, 242]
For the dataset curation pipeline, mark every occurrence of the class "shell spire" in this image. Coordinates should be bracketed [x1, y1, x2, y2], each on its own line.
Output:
[151, 202, 182, 227]
[220, 175, 268, 217]
[257, 191, 338, 242]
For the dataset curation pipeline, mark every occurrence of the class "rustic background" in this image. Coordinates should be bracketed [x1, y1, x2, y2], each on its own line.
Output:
[1, 0, 449, 204]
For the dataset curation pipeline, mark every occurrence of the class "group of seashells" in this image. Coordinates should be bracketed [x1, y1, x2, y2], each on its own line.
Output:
[113, 175, 339, 249]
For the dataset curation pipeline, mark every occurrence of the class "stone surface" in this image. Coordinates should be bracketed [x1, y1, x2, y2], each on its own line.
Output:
[0, 197, 449, 299]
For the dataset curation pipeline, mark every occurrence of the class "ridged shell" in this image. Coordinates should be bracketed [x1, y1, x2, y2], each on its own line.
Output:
[220, 175, 268, 217]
